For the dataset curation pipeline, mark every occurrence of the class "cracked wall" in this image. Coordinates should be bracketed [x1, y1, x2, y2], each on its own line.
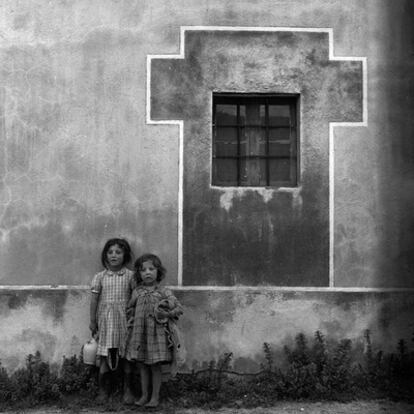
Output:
[0, 0, 413, 371]
[0, 28, 179, 284]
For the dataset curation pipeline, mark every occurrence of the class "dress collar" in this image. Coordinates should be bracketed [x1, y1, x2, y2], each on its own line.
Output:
[140, 284, 159, 292]
[106, 268, 126, 277]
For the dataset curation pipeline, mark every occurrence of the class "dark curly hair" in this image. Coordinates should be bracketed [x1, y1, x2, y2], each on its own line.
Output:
[134, 253, 166, 283]
[101, 238, 132, 268]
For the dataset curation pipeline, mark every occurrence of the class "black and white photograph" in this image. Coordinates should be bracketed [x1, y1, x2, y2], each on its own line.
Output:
[0, 1, 413, 413]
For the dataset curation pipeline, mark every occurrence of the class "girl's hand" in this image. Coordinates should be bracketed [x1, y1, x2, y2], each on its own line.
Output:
[89, 321, 98, 335]
[127, 316, 134, 329]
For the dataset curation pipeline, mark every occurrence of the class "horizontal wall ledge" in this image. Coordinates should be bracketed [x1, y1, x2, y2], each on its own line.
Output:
[0, 285, 413, 292]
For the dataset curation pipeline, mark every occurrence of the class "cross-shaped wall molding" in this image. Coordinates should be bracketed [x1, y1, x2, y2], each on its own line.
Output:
[147, 26, 367, 288]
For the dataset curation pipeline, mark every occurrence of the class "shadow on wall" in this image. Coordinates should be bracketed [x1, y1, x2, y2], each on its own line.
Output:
[378, 0, 414, 286]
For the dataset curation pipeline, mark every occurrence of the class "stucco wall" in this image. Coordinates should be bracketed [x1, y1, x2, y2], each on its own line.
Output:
[0, 0, 413, 371]
[1, 288, 413, 372]
[151, 30, 362, 286]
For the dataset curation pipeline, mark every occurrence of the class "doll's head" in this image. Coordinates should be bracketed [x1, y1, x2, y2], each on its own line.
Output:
[134, 253, 166, 284]
[101, 238, 132, 269]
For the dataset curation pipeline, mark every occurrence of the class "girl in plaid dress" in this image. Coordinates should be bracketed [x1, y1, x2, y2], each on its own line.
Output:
[126, 254, 183, 408]
[89, 238, 135, 404]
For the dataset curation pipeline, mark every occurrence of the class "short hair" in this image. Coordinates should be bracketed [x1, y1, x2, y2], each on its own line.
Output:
[101, 238, 132, 268]
[134, 253, 166, 283]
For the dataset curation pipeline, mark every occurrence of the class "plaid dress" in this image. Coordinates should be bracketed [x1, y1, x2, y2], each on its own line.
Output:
[91, 268, 135, 357]
[126, 285, 182, 364]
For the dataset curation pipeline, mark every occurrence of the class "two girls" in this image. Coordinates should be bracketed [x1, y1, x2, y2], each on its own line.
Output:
[90, 240, 183, 407]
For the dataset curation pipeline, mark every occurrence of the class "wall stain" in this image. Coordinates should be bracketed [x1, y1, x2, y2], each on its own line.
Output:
[6, 292, 29, 310]
[152, 30, 362, 286]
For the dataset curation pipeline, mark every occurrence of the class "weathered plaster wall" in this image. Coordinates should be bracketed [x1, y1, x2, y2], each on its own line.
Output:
[334, 1, 414, 287]
[0, 1, 412, 285]
[1, 288, 412, 372]
[151, 31, 362, 286]
[178, 290, 414, 371]
[0, 0, 413, 371]
[0, 289, 89, 371]
[0, 21, 179, 284]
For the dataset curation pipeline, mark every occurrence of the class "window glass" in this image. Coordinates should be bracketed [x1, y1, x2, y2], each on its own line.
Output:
[269, 127, 290, 142]
[242, 127, 266, 156]
[213, 95, 298, 187]
[216, 104, 237, 125]
[269, 158, 291, 183]
[268, 142, 291, 157]
[269, 105, 290, 126]
[214, 159, 238, 185]
[239, 159, 266, 186]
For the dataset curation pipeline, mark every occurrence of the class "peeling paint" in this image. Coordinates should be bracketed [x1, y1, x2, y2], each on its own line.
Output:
[0, 289, 413, 373]
[0, 290, 89, 371]
[178, 290, 414, 370]
[291, 188, 303, 212]
[217, 186, 290, 212]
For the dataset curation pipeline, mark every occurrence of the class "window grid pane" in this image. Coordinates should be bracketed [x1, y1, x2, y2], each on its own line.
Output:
[213, 95, 298, 187]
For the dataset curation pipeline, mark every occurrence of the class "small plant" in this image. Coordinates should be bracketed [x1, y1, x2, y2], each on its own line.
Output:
[285, 332, 310, 367]
[0, 362, 13, 403]
[216, 352, 233, 388]
[1, 330, 413, 409]
[58, 354, 98, 397]
[312, 330, 327, 379]
[262, 342, 273, 372]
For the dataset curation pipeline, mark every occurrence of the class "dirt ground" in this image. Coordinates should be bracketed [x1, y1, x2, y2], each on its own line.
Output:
[3, 401, 414, 414]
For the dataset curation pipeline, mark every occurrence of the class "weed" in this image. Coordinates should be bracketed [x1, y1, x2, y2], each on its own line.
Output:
[0, 330, 413, 409]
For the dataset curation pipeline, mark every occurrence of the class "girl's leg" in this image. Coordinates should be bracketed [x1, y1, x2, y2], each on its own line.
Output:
[122, 359, 134, 404]
[135, 363, 150, 406]
[145, 364, 162, 408]
[97, 357, 109, 403]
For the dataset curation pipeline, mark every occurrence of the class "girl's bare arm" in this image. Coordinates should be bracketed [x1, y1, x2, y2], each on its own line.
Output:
[89, 293, 99, 334]
[126, 289, 138, 318]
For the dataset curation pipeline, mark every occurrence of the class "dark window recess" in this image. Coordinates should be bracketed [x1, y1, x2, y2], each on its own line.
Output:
[212, 94, 299, 187]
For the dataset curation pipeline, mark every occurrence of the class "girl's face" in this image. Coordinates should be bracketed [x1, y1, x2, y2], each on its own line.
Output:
[106, 244, 124, 271]
[140, 260, 158, 286]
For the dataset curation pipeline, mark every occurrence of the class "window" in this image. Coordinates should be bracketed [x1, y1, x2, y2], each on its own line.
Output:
[212, 94, 299, 187]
